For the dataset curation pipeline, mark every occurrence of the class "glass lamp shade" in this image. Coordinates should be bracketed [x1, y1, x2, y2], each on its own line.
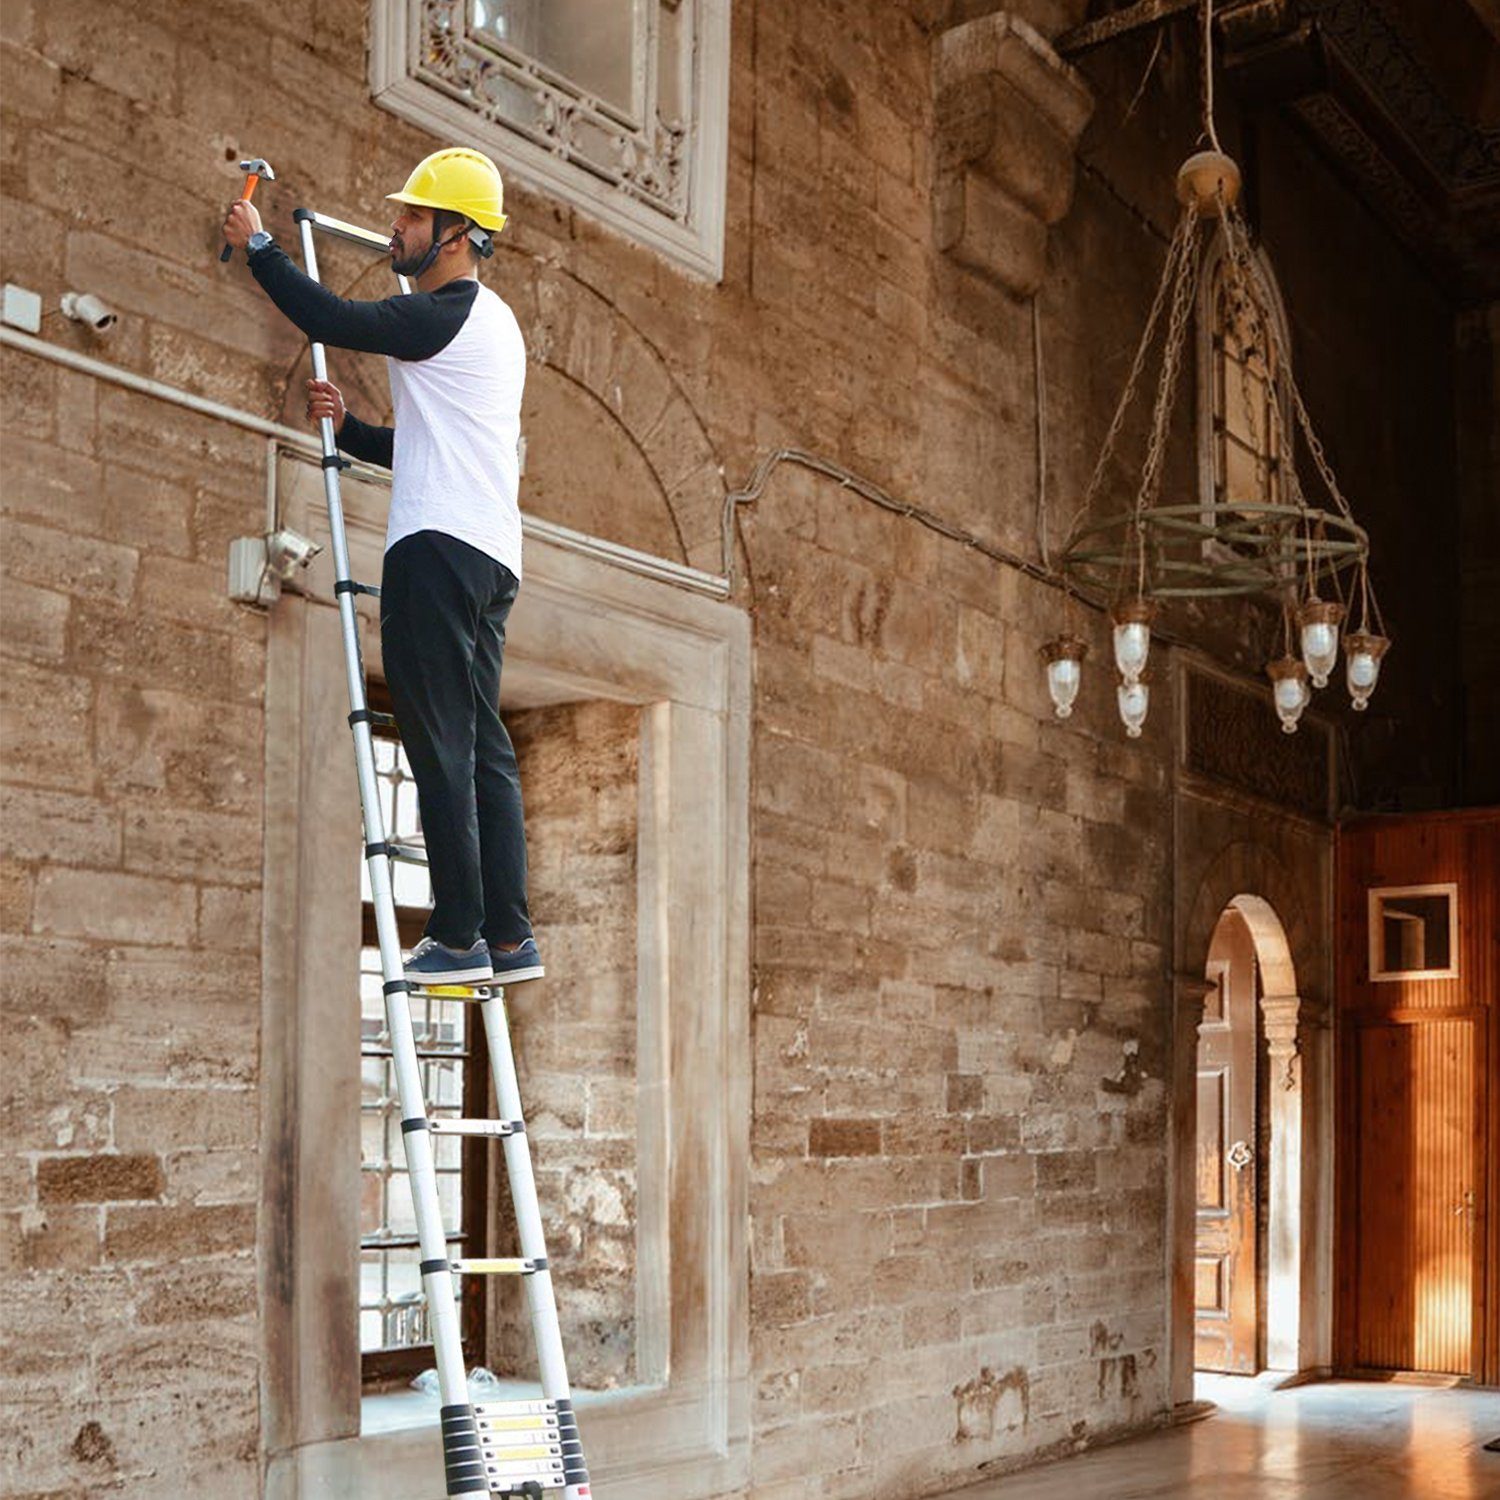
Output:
[1040, 635, 1087, 719]
[1111, 598, 1157, 683]
[1343, 631, 1389, 711]
[1297, 599, 1345, 688]
[1266, 655, 1310, 734]
[1117, 677, 1150, 739]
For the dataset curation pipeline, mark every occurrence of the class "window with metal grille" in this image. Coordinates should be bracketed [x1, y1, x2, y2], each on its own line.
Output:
[369, 0, 731, 279]
[359, 682, 490, 1388]
[1198, 243, 1293, 559]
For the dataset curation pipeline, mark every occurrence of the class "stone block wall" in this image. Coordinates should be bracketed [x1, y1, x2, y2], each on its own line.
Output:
[739, 462, 1172, 1493]
[0, 367, 269, 1492]
[0, 0, 1468, 1496]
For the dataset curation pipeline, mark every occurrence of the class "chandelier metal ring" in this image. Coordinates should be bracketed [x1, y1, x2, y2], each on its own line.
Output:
[1062, 503, 1369, 597]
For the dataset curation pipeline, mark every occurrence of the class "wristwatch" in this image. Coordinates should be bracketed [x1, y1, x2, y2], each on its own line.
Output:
[246, 230, 274, 255]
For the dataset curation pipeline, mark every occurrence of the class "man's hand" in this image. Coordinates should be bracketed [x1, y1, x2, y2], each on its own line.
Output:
[305, 378, 347, 435]
[222, 199, 264, 250]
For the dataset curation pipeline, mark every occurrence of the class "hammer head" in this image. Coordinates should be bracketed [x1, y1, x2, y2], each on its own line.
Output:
[238, 158, 275, 180]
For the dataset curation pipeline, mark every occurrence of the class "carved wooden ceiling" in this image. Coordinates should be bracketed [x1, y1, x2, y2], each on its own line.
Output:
[1062, 0, 1500, 300]
[1218, 0, 1500, 301]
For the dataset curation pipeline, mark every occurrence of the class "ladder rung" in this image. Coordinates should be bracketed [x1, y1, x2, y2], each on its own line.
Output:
[364, 839, 429, 866]
[349, 708, 398, 730]
[479, 1428, 561, 1450]
[477, 1416, 560, 1435]
[406, 983, 495, 1001]
[479, 1440, 563, 1460]
[479, 1423, 560, 1445]
[475, 1400, 559, 1420]
[452, 1257, 546, 1276]
[429, 1117, 523, 1137]
[484, 1460, 565, 1482]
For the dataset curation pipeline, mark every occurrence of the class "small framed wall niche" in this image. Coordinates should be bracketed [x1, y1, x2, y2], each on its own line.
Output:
[1367, 884, 1459, 983]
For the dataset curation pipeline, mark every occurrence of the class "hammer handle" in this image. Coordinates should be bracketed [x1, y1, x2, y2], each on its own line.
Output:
[219, 173, 262, 262]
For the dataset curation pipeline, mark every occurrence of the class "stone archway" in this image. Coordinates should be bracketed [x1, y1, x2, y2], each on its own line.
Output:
[509, 256, 726, 574]
[1171, 830, 1335, 1407]
[1208, 893, 1305, 1376]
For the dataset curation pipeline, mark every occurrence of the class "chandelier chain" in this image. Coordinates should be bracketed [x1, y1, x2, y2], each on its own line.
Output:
[1220, 201, 1355, 522]
[1202, 0, 1223, 153]
[1065, 206, 1198, 552]
[1132, 209, 1202, 586]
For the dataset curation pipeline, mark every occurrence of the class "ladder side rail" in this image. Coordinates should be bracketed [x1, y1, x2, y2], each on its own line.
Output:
[293, 210, 486, 1499]
[479, 996, 572, 1396]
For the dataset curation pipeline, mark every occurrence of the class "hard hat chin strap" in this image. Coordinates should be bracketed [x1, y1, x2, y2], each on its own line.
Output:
[405, 211, 489, 277]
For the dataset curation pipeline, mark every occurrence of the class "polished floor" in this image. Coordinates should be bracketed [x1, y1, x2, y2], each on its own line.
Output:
[946, 1374, 1500, 1500]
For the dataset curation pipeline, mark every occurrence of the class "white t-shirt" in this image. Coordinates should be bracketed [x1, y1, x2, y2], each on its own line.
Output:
[385, 282, 527, 579]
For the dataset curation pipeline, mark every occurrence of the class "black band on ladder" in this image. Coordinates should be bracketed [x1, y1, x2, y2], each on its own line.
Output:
[420, 1258, 451, 1276]
[320, 453, 351, 471]
[383, 979, 411, 996]
[334, 579, 381, 598]
[292, 207, 315, 223]
[438, 1404, 487, 1495]
[348, 709, 397, 730]
[401, 1117, 429, 1134]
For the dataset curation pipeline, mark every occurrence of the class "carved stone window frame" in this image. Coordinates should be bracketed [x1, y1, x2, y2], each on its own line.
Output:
[369, 0, 732, 281]
[259, 453, 750, 1499]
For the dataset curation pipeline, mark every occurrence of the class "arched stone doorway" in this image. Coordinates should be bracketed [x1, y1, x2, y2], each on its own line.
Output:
[1192, 895, 1307, 1381]
[1170, 828, 1335, 1409]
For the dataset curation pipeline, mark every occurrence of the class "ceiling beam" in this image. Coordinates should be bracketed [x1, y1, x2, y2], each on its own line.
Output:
[1056, 0, 1200, 57]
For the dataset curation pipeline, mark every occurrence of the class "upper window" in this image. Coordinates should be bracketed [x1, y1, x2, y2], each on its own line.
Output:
[370, 0, 731, 279]
[1197, 243, 1292, 552]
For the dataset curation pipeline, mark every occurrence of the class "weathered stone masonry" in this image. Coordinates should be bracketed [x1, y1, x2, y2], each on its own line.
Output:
[0, 0, 1478, 1496]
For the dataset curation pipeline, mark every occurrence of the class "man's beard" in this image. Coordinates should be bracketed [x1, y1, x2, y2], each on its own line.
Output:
[390, 237, 430, 277]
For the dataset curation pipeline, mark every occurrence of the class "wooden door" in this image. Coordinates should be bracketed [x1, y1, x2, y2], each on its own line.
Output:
[1195, 908, 1259, 1373]
[1337, 809, 1499, 1382]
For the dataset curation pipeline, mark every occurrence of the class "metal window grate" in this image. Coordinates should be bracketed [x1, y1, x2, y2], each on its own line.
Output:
[358, 724, 477, 1358]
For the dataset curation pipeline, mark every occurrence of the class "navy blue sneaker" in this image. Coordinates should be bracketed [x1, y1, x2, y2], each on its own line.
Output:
[488, 937, 545, 984]
[404, 937, 494, 987]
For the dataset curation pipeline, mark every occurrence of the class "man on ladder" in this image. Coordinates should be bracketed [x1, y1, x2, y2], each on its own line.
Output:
[223, 147, 542, 990]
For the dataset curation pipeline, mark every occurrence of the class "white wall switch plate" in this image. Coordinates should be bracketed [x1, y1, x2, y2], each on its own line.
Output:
[2, 283, 43, 334]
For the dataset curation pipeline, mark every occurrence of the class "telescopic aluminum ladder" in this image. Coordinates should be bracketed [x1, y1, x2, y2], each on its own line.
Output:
[291, 205, 591, 1500]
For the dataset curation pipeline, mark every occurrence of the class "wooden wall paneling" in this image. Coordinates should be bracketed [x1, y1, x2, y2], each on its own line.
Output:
[1335, 809, 1499, 1383]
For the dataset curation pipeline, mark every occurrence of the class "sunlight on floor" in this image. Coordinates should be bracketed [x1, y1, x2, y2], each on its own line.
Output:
[940, 1374, 1500, 1499]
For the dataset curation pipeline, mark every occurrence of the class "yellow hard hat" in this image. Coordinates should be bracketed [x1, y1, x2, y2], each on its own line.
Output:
[387, 147, 508, 232]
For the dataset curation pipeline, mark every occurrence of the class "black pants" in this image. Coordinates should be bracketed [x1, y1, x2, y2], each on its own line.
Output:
[381, 530, 532, 950]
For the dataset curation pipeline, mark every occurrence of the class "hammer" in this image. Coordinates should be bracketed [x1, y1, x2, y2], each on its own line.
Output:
[221, 156, 275, 262]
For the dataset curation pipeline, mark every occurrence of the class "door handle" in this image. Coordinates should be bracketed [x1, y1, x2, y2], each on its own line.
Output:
[1227, 1140, 1253, 1171]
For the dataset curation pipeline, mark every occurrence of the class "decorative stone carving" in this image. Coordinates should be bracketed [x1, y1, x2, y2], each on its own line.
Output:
[1183, 666, 1333, 820]
[934, 11, 1094, 297]
[1260, 992, 1303, 1091]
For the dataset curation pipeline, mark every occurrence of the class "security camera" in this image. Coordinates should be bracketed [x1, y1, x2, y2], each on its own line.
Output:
[59, 291, 117, 333]
[266, 527, 322, 580]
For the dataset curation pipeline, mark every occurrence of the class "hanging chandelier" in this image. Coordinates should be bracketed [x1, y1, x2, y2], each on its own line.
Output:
[1041, 0, 1389, 739]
